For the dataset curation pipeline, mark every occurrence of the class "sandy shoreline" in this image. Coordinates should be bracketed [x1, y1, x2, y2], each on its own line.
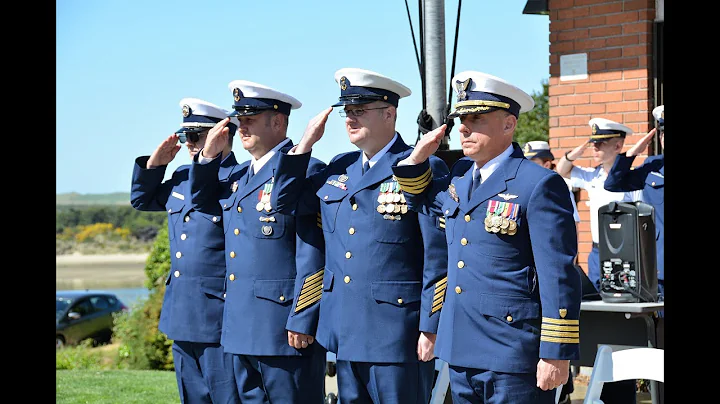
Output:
[56, 253, 149, 265]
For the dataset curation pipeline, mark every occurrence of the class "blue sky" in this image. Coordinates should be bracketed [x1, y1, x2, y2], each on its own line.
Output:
[56, 0, 550, 194]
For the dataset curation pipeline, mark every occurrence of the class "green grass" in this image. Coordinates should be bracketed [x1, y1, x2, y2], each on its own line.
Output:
[56, 370, 179, 404]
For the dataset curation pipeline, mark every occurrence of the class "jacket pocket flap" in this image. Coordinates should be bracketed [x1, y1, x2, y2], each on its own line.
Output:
[200, 277, 226, 299]
[441, 198, 460, 217]
[371, 281, 422, 306]
[323, 269, 334, 291]
[166, 197, 185, 214]
[220, 195, 238, 211]
[475, 294, 540, 322]
[645, 173, 664, 188]
[253, 279, 295, 304]
[317, 183, 348, 203]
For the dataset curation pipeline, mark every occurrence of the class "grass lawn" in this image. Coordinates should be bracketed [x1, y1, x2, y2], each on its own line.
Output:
[56, 369, 179, 404]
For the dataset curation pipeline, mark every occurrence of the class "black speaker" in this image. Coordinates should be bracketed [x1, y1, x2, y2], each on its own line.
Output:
[597, 201, 658, 303]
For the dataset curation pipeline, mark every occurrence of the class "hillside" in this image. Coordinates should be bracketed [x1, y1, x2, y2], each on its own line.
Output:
[57, 192, 131, 206]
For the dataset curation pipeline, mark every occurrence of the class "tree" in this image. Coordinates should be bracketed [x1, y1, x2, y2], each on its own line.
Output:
[514, 80, 549, 146]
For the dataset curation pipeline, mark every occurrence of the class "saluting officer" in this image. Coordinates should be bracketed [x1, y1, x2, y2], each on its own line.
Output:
[130, 98, 241, 403]
[189, 81, 327, 403]
[270, 68, 450, 403]
[605, 105, 665, 300]
[392, 71, 582, 403]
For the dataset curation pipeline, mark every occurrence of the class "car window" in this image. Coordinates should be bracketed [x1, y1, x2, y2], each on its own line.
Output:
[91, 296, 110, 311]
[71, 299, 94, 317]
[56, 298, 71, 320]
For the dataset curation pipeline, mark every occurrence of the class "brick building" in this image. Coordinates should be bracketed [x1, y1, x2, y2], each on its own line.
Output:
[524, 0, 664, 271]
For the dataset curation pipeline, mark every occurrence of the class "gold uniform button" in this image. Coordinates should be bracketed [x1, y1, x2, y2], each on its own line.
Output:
[345, 251, 352, 259]
[229, 274, 235, 281]
[352, 203, 358, 211]
[212, 216, 219, 222]
[344, 275, 351, 284]
[651, 182, 656, 186]
[445, 210, 449, 215]
[457, 261, 465, 268]
[230, 251, 236, 258]
[184, 216, 190, 222]
[464, 214, 471, 222]
[349, 227, 355, 235]
[455, 286, 462, 294]
[506, 315, 513, 322]
[174, 270, 180, 277]
[223, 293, 226, 298]
[324, 195, 329, 200]
[279, 295, 285, 302]
[223, 203, 227, 208]
[460, 238, 468, 245]
[234, 228, 240, 235]
[175, 251, 182, 259]
[168, 208, 172, 213]
[181, 234, 187, 240]
[237, 206, 242, 213]
[397, 298, 403, 304]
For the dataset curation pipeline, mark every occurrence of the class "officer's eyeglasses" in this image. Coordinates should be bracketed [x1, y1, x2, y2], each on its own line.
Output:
[339, 106, 389, 118]
[178, 130, 209, 144]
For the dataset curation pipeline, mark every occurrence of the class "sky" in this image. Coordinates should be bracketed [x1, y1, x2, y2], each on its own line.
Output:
[56, 0, 551, 195]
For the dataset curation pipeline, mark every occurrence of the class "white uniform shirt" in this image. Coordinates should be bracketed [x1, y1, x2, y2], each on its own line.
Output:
[569, 165, 641, 243]
[564, 178, 580, 223]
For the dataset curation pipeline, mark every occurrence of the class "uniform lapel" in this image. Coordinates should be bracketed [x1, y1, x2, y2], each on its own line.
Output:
[463, 144, 523, 213]
[237, 157, 273, 201]
[219, 152, 240, 182]
[349, 136, 410, 198]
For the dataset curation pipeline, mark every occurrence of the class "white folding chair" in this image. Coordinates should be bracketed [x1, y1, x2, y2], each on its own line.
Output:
[583, 345, 664, 404]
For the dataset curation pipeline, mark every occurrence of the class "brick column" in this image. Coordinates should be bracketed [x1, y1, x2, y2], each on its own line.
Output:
[547, 0, 656, 273]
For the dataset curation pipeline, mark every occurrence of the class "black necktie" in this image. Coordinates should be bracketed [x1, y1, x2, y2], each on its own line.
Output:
[471, 169, 482, 195]
[246, 165, 255, 183]
[363, 161, 370, 175]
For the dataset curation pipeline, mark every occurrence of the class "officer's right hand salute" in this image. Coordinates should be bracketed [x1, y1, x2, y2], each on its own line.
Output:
[146, 133, 181, 168]
[200, 117, 232, 158]
[406, 123, 447, 165]
[625, 127, 656, 157]
[294, 107, 332, 154]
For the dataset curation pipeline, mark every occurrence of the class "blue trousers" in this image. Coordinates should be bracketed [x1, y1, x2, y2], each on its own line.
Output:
[172, 340, 239, 404]
[336, 359, 435, 404]
[231, 349, 325, 404]
[448, 365, 556, 404]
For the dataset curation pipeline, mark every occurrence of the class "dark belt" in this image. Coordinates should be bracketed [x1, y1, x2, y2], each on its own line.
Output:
[592, 242, 599, 248]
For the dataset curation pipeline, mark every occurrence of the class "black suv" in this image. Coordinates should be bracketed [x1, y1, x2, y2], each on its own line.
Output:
[56, 290, 127, 349]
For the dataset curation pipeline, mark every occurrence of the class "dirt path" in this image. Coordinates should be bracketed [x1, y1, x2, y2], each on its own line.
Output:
[56, 254, 149, 289]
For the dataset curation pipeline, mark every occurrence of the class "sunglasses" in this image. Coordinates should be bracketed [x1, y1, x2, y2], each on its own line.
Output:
[177, 129, 208, 144]
[339, 106, 389, 118]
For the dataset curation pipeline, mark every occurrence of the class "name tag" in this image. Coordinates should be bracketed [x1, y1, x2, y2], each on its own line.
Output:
[171, 192, 185, 200]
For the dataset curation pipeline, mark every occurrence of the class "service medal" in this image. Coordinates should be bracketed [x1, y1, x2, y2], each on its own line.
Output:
[377, 204, 386, 213]
[393, 204, 401, 213]
[392, 193, 401, 203]
[401, 204, 408, 214]
[386, 203, 395, 213]
[256, 201, 265, 211]
[264, 202, 272, 212]
[378, 193, 387, 204]
[491, 226, 500, 233]
[500, 218, 510, 229]
[484, 216, 492, 227]
[508, 220, 517, 231]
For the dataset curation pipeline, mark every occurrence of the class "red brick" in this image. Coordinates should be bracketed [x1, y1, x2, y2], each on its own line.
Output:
[549, 77, 561, 86]
[559, 115, 591, 126]
[588, 2, 623, 15]
[550, 65, 561, 76]
[606, 101, 640, 113]
[549, 96, 559, 106]
[623, 21, 652, 35]
[559, 137, 590, 148]
[549, 85, 577, 96]
[587, 60, 607, 72]
[606, 57, 639, 70]
[624, 0, 654, 11]
[574, 15, 606, 29]
[550, 19, 575, 31]
[590, 92, 623, 103]
[590, 71, 622, 82]
[622, 44, 652, 57]
[589, 25, 622, 38]
[606, 79, 639, 91]
[637, 78, 648, 89]
[550, 106, 576, 117]
[558, 29, 589, 41]
[638, 33, 650, 44]
[624, 89, 649, 101]
[558, 7, 590, 19]
[624, 112, 651, 122]
[638, 9, 654, 20]
[559, 94, 591, 105]
[575, 104, 606, 114]
[574, 0, 608, 6]
[606, 11, 639, 25]
[606, 34, 639, 47]
[623, 69, 649, 79]
[574, 82, 606, 93]
[588, 48, 622, 61]
[549, 117, 559, 127]
[550, 41, 575, 53]
[596, 113, 623, 122]
[638, 55, 651, 68]
[550, 126, 577, 137]
[548, 0, 575, 10]
[575, 38, 607, 51]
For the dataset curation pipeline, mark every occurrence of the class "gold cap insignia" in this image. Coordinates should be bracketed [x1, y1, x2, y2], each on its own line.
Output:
[340, 76, 347, 91]
[181, 104, 191, 118]
[661, 111, 664, 119]
[523, 143, 531, 153]
[455, 78, 472, 102]
[591, 124, 598, 135]
[233, 88, 242, 102]
[559, 308, 567, 318]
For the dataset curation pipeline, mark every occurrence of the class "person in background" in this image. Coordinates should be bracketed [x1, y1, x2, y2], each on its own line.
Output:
[604, 105, 664, 302]
[189, 80, 327, 403]
[556, 117, 642, 404]
[130, 98, 241, 403]
[523, 140, 579, 404]
[269, 67, 450, 404]
[392, 70, 581, 403]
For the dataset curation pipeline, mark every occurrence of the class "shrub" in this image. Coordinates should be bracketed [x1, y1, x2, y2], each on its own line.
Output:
[56, 340, 105, 370]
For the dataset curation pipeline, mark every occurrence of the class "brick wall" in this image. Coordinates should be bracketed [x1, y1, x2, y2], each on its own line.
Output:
[547, 0, 656, 272]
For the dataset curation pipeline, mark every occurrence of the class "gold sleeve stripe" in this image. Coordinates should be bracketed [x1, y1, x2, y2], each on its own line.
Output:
[434, 283, 447, 295]
[439, 217, 446, 223]
[541, 330, 580, 338]
[439, 222, 446, 229]
[435, 277, 447, 288]
[296, 288, 322, 306]
[430, 276, 448, 314]
[431, 301, 443, 313]
[396, 183, 430, 194]
[395, 167, 432, 185]
[295, 294, 322, 312]
[542, 324, 579, 332]
[540, 336, 580, 344]
[304, 269, 325, 283]
[432, 296, 444, 307]
[300, 278, 323, 294]
[542, 317, 579, 325]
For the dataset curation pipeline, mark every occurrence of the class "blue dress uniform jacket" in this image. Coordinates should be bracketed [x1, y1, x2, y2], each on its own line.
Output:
[131, 153, 237, 343]
[391, 143, 582, 373]
[271, 135, 450, 363]
[604, 153, 664, 283]
[189, 143, 327, 356]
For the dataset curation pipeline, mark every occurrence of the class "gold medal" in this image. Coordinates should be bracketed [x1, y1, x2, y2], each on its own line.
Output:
[491, 226, 500, 233]
[393, 204, 401, 213]
[400, 193, 406, 203]
[500, 218, 510, 229]
[377, 204, 386, 213]
[484, 216, 492, 227]
[378, 193, 386, 204]
[485, 225, 493, 232]
[507, 227, 517, 236]
[264, 202, 272, 212]
[392, 193, 401, 203]
[491, 216, 502, 227]
[401, 204, 408, 214]
[256, 201, 265, 211]
[500, 227, 508, 234]
[508, 220, 517, 231]
[386, 203, 395, 213]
